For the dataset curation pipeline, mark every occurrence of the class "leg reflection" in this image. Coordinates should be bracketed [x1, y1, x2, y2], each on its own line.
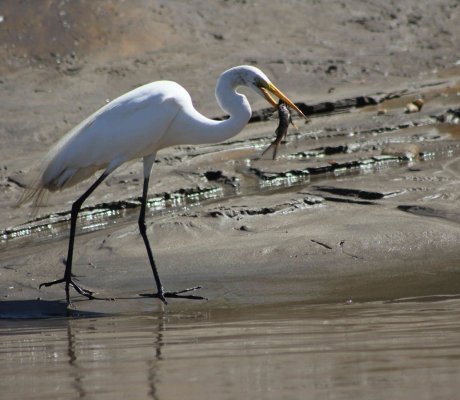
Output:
[147, 314, 165, 400]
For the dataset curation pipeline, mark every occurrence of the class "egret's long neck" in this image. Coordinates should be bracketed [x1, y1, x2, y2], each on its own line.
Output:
[165, 72, 252, 147]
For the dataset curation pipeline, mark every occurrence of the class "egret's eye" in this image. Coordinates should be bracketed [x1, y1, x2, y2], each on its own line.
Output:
[254, 77, 267, 88]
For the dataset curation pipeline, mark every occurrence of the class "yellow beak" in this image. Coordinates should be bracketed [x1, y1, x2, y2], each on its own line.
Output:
[260, 82, 309, 121]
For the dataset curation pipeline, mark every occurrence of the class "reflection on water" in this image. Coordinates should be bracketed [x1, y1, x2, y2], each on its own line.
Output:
[2, 299, 460, 399]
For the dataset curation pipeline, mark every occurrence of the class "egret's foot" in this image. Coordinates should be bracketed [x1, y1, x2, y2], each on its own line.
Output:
[39, 277, 95, 299]
[139, 286, 207, 304]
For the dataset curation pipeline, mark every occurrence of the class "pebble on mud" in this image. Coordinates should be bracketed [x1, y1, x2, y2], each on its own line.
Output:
[405, 98, 424, 113]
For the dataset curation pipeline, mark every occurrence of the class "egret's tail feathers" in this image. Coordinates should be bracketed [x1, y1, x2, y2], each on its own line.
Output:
[44, 165, 102, 191]
[15, 159, 53, 215]
[16, 185, 50, 217]
[17, 168, 78, 211]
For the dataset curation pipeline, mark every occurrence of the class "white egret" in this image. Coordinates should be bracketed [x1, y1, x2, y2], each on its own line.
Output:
[22, 65, 307, 305]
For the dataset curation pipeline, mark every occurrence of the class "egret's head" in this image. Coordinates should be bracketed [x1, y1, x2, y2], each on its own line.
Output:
[235, 65, 308, 120]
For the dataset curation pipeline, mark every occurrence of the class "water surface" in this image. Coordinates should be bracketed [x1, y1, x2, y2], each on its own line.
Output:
[2, 298, 460, 400]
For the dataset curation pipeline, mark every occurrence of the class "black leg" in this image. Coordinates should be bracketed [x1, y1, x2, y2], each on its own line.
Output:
[39, 171, 109, 305]
[138, 175, 205, 303]
[138, 175, 166, 301]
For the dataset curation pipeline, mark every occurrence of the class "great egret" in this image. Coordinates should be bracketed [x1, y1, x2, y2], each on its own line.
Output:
[22, 65, 306, 305]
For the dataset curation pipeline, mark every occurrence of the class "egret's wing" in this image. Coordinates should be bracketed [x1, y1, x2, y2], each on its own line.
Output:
[19, 81, 184, 207]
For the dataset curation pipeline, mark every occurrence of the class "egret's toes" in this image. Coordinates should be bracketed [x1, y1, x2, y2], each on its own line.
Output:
[39, 278, 66, 289]
[39, 277, 96, 300]
[70, 281, 95, 299]
[139, 286, 207, 302]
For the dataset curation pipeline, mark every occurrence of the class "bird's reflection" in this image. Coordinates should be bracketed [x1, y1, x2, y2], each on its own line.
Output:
[67, 323, 86, 399]
[147, 314, 165, 400]
[64, 313, 166, 400]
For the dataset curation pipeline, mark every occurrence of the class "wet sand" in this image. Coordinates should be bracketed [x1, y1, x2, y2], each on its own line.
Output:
[1, 1, 460, 399]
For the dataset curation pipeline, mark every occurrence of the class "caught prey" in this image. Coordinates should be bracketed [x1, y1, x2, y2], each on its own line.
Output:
[262, 100, 301, 160]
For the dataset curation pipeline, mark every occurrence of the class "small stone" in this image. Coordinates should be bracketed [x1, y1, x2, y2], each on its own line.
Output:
[405, 98, 424, 113]
[405, 103, 419, 113]
[413, 98, 424, 109]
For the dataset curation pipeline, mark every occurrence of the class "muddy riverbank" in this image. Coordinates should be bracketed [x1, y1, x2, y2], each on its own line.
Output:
[1, 0, 460, 314]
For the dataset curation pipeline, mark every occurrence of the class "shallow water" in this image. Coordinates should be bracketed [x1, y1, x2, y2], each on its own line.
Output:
[2, 298, 460, 400]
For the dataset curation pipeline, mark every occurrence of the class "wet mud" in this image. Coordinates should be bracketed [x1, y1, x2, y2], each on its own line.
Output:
[1, 71, 460, 318]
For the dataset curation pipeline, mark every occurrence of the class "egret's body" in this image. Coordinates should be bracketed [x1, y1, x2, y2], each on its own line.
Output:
[42, 80, 247, 191]
[26, 65, 306, 305]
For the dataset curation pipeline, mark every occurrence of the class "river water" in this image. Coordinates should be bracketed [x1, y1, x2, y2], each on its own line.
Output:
[2, 297, 460, 400]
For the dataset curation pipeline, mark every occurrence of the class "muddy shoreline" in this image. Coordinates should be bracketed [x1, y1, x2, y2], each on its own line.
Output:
[1, 1, 460, 316]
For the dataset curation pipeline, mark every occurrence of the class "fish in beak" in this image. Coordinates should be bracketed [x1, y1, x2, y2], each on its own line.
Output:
[260, 82, 309, 121]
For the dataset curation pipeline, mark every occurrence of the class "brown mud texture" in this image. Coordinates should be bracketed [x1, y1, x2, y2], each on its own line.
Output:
[1, 0, 460, 315]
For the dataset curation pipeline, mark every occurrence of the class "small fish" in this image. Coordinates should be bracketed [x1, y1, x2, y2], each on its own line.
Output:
[262, 100, 298, 160]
